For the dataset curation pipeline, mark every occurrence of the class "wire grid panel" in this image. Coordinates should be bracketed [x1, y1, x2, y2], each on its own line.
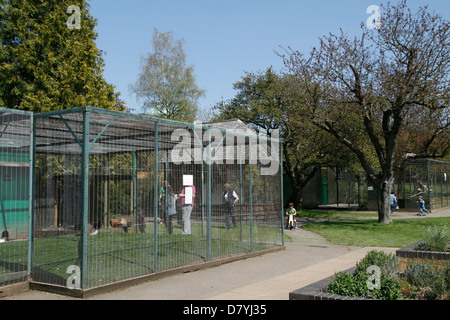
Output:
[403, 159, 450, 210]
[32, 112, 84, 287]
[32, 107, 283, 290]
[0, 108, 33, 286]
[428, 160, 450, 209]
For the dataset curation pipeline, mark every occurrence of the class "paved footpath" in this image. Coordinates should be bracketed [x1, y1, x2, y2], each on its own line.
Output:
[4, 208, 449, 300]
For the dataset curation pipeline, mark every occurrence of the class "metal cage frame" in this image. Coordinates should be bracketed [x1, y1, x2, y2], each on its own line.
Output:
[29, 106, 284, 293]
[0, 107, 34, 287]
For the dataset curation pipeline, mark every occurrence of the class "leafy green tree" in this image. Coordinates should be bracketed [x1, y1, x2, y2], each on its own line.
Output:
[0, 0, 124, 112]
[213, 67, 359, 208]
[130, 29, 205, 123]
[281, 1, 449, 223]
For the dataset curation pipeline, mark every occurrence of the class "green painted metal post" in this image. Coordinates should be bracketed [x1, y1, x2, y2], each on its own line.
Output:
[236, 147, 246, 241]
[239, 150, 243, 242]
[80, 109, 91, 289]
[280, 148, 285, 246]
[192, 128, 205, 237]
[426, 160, 431, 210]
[207, 161, 212, 261]
[153, 120, 159, 272]
[206, 130, 213, 261]
[105, 156, 110, 229]
[132, 151, 137, 232]
[249, 139, 253, 252]
[201, 156, 205, 238]
[165, 150, 169, 227]
[27, 115, 35, 280]
[440, 163, 444, 208]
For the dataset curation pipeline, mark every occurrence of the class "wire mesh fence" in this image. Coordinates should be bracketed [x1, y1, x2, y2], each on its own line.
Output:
[297, 159, 450, 212]
[1, 105, 449, 294]
[402, 159, 450, 211]
[31, 107, 283, 291]
[0, 108, 33, 287]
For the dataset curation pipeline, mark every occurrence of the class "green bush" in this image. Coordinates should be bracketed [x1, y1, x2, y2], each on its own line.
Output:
[327, 250, 401, 300]
[327, 250, 450, 300]
[356, 250, 399, 277]
[326, 270, 401, 300]
[326, 271, 369, 298]
[415, 224, 449, 252]
[404, 261, 450, 300]
[405, 261, 437, 287]
[374, 274, 401, 300]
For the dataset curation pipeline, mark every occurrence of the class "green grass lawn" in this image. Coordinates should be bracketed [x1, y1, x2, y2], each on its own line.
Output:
[303, 216, 450, 248]
[296, 210, 378, 220]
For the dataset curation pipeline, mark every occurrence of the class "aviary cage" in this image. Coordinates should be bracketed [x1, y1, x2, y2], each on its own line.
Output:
[30, 107, 283, 294]
[0, 108, 33, 287]
[401, 159, 450, 210]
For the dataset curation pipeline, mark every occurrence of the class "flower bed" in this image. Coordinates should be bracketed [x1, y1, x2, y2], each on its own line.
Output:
[290, 250, 450, 300]
[289, 267, 371, 300]
[396, 241, 450, 271]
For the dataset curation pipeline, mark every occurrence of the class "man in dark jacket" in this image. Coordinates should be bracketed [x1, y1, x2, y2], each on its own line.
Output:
[223, 183, 239, 229]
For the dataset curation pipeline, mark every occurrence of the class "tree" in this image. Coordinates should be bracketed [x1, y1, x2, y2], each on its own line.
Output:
[130, 29, 205, 123]
[0, 0, 124, 112]
[280, 1, 449, 223]
[213, 67, 359, 209]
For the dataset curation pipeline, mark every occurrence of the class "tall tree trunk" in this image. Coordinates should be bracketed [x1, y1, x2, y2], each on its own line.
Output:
[292, 184, 303, 210]
[376, 175, 394, 224]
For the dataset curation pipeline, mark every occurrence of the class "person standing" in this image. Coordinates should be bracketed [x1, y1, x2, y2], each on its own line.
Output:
[159, 180, 168, 224]
[179, 184, 196, 235]
[138, 209, 146, 234]
[223, 183, 239, 229]
[165, 184, 177, 234]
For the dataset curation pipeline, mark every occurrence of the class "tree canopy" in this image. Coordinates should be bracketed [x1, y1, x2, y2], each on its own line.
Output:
[0, 0, 124, 112]
[130, 29, 205, 123]
[280, 0, 449, 223]
[213, 67, 360, 208]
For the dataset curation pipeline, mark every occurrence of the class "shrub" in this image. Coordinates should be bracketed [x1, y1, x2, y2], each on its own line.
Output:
[326, 271, 369, 298]
[327, 250, 401, 300]
[374, 274, 401, 300]
[356, 250, 399, 277]
[327, 250, 449, 300]
[404, 261, 450, 300]
[326, 270, 401, 300]
[405, 261, 437, 287]
[415, 224, 449, 252]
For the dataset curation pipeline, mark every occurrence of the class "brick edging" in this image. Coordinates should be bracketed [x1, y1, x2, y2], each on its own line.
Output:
[396, 241, 450, 261]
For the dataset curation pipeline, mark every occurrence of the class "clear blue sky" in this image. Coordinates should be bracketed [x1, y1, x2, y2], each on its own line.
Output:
[88, 0, 449, 115]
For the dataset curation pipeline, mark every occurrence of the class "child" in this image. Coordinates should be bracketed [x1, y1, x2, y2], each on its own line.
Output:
[417, 196, 430, 216]
[285, 203, 297, 230]
[390, 191, 398, 214]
